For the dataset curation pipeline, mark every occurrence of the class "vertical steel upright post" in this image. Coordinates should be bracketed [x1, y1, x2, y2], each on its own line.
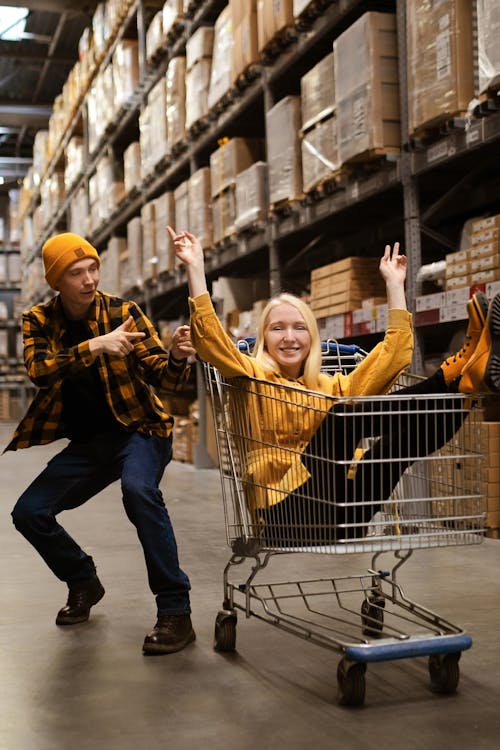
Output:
[397, 0, 424, 374]
[263, 72, 281, 297]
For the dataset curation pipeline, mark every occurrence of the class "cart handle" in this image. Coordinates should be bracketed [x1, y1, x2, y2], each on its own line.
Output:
[237, 337, 366, 355]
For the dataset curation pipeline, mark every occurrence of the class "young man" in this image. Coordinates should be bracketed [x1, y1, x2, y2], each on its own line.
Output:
[6, 232, 196, 655]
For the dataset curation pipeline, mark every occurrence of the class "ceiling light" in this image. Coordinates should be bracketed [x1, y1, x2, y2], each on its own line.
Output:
[0, 7, 28, 41]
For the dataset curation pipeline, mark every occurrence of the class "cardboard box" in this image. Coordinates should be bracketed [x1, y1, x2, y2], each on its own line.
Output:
[141, 200, 157, 282]
[186, 25, 214, 70]
[231, 1, 258, 80]
[213, 186, 237, 243]
[469, 240, 500, 259]
[334, 12, 400, 164]
[146, 10, 165, 63]
[174, 181, 189, 240]
[208, 5, 233, 110]
[232, 13, 259, 80]
[100, 236, 125, 296]
[124, 216, 143, 290]
[142, 77, 168, 174]
[301, 115, 339, 193]
[186, 59, 212, 128]
[407, 0, 474, 135]
[163, 0, 184, 37]
[266, 96, 303, 204]
[188, 167, 213, 249]
[311, 256, 380, 280]
[166, 56, 186, 147]
[210, 137, 264, 197]
[472, 227, 500, 246]
[235, 161, 268, 228]
[153, 192, 176, 272]
[476, 0, 500, 93]
[123, 141, 141, 195]
[112, 39, 139, 111]
[471, 214, 500, 234]
[258, 0, 293, 50]
[300, 53, 335, 132]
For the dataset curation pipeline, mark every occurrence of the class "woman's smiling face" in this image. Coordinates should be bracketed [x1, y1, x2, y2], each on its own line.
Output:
[264, 302, 312, 379]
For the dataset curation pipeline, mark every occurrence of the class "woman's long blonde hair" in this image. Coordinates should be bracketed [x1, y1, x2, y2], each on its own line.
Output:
[252, 293, 323, 388]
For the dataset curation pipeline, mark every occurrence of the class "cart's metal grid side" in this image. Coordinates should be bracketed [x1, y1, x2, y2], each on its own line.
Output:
[206, 366, 485, 556]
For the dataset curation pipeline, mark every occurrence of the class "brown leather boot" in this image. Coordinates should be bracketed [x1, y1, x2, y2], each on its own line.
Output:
[143, 614, 195, 655]
[56, 576, 105, 625]
[460, 292, 500, 393]
[440, 291, 489, 385]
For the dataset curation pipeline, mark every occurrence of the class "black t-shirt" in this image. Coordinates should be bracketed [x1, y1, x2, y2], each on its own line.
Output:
[60, 317, 121, 441]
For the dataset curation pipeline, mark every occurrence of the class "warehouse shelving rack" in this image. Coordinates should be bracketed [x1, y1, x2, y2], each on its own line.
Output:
[19, 0, 500, 406]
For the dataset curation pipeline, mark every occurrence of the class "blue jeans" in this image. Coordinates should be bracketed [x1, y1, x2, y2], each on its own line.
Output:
[11, 430, 191, 616]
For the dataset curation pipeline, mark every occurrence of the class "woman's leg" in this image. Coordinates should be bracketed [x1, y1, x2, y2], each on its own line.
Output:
[260, 368, 470, 544]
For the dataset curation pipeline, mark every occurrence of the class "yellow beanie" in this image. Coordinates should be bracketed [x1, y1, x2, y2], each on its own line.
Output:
[42, 232, 100, 289]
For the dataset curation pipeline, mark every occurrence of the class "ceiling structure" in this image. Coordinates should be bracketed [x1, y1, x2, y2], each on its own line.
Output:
[0, 0, 98, 193]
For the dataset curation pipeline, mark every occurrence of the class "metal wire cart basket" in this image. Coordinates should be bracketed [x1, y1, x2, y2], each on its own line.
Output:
[203, 341, 485, 706]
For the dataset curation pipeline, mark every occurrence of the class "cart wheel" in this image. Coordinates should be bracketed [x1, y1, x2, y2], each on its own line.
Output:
[214, 611, 237, 652]
[337, 658, 367, 706]
[361, 598, 384, 636]
[428, 652, 460, 694]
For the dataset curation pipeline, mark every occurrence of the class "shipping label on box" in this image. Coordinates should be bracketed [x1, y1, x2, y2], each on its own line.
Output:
[444, 286, 470, 306]
[446, 275, 470, 290]
[472, 227, 500, 245]
[440, 301, 470, 322]
[471, 215, 500, 233]
[469, 240, 500, 259]
[445, 248, 469, 264]
[486, 280, 500, 298]
[415, 292, 445, 312]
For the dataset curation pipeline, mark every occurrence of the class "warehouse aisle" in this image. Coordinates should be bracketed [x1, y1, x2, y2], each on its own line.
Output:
[1, 421, 500, 750]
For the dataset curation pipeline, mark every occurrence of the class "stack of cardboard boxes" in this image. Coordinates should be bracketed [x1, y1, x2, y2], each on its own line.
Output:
[300, 53, 338, 193]
[310, 257, 386, 319]
[445, 215, 500, 292]
[211, 138, 264, 243]
[407, 0, 474, 136]
[481, 419, 500, 538]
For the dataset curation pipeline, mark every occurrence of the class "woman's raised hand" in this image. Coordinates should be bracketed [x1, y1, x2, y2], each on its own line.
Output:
[167, 226, 203, 266]
[167, 226, 208, 297]
[379, 242, 408, 311]
[379, 242, 407, 285]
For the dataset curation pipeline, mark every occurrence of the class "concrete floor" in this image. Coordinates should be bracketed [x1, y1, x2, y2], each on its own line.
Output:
[1, 420, 500, 750]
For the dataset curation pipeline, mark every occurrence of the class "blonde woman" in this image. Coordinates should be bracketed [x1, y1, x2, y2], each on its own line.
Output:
[169, 226, 498, 544]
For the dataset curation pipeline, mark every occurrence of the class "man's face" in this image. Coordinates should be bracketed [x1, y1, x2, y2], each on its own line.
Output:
[57, 257, 99, 315]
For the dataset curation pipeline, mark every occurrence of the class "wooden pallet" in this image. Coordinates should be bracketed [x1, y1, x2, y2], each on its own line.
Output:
[146, 41, 169, 68]
[235, 217, 268, 236]
[269, 196, 303, 218]
[183, 0, 202, 19]
[474, 89, 500, 118]
[187, 116, 211, 139]
[213, 232, 238, 249]
[343, 146, 400, 168]
[260, 25, 298, 66]
[294, 0, 336, 30]
[234, 63, 261, 92]
[409, 110, 470, 145]
[303, 167, 350, 201]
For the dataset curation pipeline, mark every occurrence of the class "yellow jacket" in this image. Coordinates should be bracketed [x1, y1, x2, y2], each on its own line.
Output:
[189, 292, 413, 509]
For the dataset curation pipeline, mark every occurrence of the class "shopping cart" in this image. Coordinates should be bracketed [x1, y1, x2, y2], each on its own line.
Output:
[203, 341, 485, 706]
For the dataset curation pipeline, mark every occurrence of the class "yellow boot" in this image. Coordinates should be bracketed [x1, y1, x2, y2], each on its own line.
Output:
[460, 292, 500, 393]
[440, 291, 488, 386]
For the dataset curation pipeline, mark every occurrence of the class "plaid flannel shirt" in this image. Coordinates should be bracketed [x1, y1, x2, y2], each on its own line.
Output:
[4, 291, 190, 451]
